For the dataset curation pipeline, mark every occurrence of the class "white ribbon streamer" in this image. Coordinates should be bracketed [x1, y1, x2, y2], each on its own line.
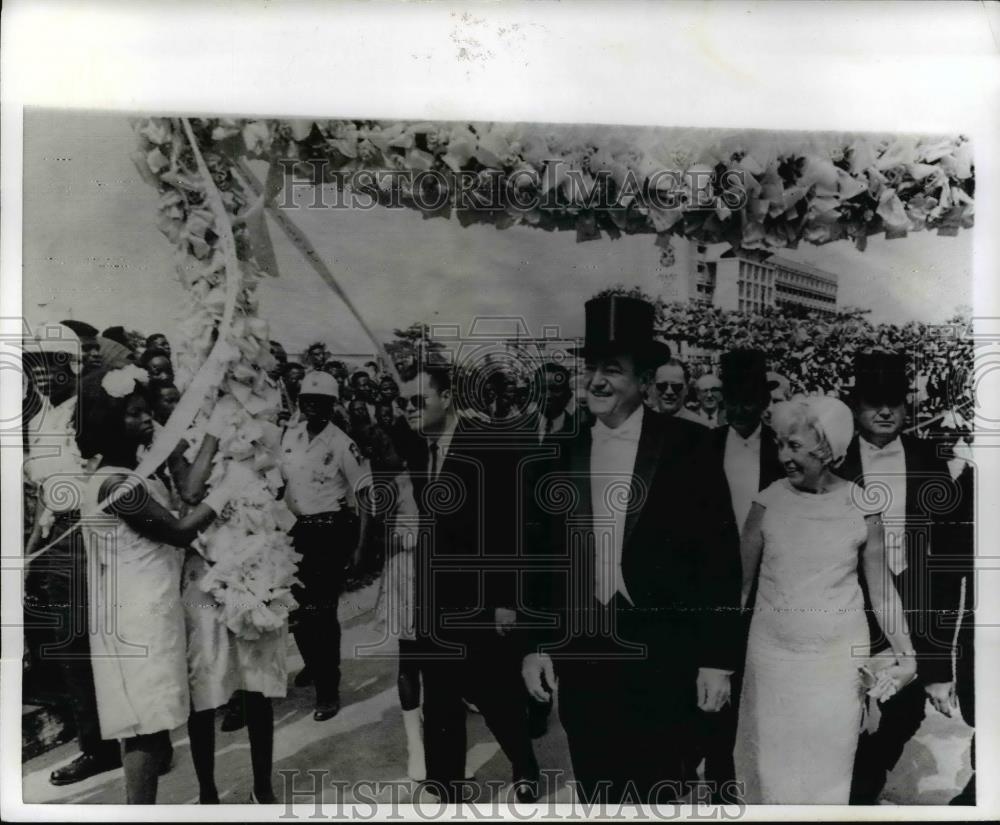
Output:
[24, 118, 243, 565]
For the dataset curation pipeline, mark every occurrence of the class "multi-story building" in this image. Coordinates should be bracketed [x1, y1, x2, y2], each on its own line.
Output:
[657, 239, 838, 315]
[769, 256, 839, 315]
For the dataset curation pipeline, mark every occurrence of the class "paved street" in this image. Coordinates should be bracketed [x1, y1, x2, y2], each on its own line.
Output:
[23, 582, 973, 807]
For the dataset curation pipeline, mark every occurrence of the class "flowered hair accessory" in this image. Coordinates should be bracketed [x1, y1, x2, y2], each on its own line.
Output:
[101, 364, 149, 398]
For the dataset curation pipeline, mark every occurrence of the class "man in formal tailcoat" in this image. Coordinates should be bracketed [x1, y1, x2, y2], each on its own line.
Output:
[692, 349, 784, 794]
[521, 295, 743, 804]
[840, 352, 972, 804]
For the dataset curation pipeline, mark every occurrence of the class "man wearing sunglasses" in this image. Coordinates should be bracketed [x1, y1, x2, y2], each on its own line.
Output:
[400, 368, 540, 803]
[647, 359, 707, 426]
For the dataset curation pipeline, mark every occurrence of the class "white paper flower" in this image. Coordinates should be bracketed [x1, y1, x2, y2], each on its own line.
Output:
[101, 364, 149, 398]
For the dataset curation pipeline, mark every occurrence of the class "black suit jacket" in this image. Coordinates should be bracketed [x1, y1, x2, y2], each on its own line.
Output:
[708, 422, 785, 495]
[410, 419, 526, 650]
[523, 408, 583, 443]
[707, 422, 784, 628]
[524, 410, 743, 673]
[836, 433, 967, 683]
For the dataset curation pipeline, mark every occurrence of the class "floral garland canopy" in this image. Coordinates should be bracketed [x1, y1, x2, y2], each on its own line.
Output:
[129, 117, 974, 637]
[136, 118, 973, 263]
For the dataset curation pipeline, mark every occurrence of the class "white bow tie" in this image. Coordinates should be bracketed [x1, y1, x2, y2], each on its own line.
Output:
[592, 422, 641, 444]
[862, 438, 903, 458]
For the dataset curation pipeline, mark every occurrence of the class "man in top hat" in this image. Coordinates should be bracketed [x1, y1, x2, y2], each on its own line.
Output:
[280, 372, 372, 721]
[714, 351, 785, 536]
[689, 349, 784, 795]
[521, 295, 742, 803]
[838, 352, 971, 804]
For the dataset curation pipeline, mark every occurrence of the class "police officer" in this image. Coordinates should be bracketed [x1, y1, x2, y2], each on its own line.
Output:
[281, 372, 372, 721]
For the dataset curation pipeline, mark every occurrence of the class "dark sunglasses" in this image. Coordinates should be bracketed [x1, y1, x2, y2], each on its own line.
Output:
[655, 381, 686, 394]
[404, 395, 425, 410]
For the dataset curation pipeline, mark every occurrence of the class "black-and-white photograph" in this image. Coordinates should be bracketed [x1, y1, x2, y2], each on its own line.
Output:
[3, 1, 995, 821]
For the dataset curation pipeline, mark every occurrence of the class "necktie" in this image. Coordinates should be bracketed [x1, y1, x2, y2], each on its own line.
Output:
[429, 440, 439, 479]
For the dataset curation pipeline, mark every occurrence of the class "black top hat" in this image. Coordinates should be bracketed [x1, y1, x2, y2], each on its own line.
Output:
[720, 349, 769, 394]
[851, 352, 911, 403]
[572, 296, 671, 366]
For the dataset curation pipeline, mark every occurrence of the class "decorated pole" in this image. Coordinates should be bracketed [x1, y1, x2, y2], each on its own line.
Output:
[131, 116, 300, 640]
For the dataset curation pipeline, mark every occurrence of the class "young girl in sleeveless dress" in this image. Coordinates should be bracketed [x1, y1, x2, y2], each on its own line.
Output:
[75, 366, 237, 803]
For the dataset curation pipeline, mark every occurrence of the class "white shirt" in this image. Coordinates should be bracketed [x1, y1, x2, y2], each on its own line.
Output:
[590, 404, 644, 605]
[859, 435, 908, 575]
[723, 424, 762, 533]
[538, 410, 567, 443]
[280, 421, 372, 517]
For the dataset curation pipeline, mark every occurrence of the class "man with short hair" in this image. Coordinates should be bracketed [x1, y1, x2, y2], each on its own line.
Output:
[268, 341, 288, 379]
[280, 372, 372, 721]
[521, 296, 741, 803]
[403, 366, 540, 803]
[692, 372, 725, 427]
[531, 362, 578, 442]
[304, 342, 328, 374]
[840, 352, 969, 804]
[487, 371, 518, 423]
[647, 359, 706, 425]
[281, 362, 305, 425]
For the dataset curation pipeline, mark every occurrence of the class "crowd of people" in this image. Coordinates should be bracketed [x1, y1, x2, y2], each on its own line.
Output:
[21, 299, 975, 806]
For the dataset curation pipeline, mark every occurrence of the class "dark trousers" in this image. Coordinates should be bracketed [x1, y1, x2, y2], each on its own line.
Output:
[952, 628, 975, 805]
[850, 676, 927, 804]
[420, 632, 538, 800]
[688, 671, 740, 795]
[290, 513, 356, 704]
[26, 513, 117, 759]
[554, 596, 695, 804]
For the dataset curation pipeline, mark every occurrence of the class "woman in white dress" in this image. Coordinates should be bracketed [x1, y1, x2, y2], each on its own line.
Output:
[75, 366, 236, 803]
[734, 396, 917, 804]
[175, 411, 289, 804]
